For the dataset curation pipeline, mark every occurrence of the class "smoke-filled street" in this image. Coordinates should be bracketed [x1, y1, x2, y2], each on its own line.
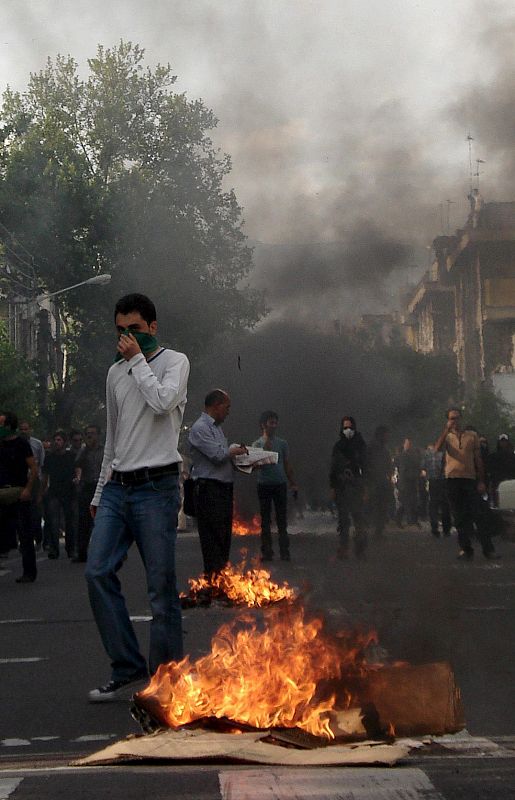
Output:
[1, 518, 514, 797]
[1, 2, 515, 798]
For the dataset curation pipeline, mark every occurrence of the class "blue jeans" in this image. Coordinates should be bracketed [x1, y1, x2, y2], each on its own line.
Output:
[85, 475, 183, 681]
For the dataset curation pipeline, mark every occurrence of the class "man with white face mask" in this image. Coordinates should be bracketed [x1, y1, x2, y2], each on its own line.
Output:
[329, 416, 367, 559]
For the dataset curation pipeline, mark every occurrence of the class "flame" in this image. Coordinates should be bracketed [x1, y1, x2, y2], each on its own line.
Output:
[137, 604, 377, 739]
[232, 510, 261, 536]
[183, 556, 296, 607]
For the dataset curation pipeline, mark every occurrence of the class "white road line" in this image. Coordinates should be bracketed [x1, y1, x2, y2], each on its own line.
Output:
[129, 616, 152, 622]
[0, 779, 23, 799]
[1, 739, 31, 747]
[73, 734, 118, 742]
[0, 658, 48, 664]
[219, 767, 445, 799]
[31, 736, 60, 742]
[0, 570, 10, 577]
[463, 606, 509, 611]
[0, 619, 44, 625]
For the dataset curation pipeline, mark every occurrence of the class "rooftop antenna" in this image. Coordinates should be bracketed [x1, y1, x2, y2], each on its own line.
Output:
[466, 133, 474, 193]
[475, 159, 485, 191]
[439, 202, 444, 234]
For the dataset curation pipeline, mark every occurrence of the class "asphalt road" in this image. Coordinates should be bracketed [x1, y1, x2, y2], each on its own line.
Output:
[1, 513, 514, 798]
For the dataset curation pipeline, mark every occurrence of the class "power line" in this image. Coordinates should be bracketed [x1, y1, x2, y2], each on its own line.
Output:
[1, 244, 35, 283]
[0, 220, 38, 264]
[0, 266, 33, 294]
[0, 220, 39, 281]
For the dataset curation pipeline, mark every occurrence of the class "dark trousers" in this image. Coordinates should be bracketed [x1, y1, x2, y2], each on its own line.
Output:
[428, 479, 451, 535]
[368, 481, 392, 536]
[446, 478, 494, 555]
[335, 481, 367, 555]
[30, 478, 43, 545]
[44, 493, 74, 557]
[398, 479, 419, 524]
[195, 479, 233, 575]
[0, 501, 37, 578]
[258, 482, 289, 558]
[77, 483, 97, 560]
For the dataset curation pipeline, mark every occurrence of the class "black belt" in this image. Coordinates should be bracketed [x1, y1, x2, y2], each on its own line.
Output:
[111, 463, 179, 486]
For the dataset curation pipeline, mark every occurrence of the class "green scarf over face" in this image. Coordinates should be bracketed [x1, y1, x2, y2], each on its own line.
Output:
[0, 426, 15, 441]
[114, 330, 159, 362]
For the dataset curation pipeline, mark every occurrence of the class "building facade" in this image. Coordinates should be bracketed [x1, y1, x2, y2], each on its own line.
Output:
[404, 197, 515, 398]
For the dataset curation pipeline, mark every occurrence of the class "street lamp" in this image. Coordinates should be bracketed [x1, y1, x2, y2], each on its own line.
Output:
[36, 273, 111, 304]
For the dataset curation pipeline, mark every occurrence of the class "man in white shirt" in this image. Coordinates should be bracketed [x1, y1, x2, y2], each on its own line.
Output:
[85, 293, 189, 702]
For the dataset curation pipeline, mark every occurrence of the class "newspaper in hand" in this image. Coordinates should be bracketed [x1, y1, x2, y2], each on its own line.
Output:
[231, 445, 279, 474]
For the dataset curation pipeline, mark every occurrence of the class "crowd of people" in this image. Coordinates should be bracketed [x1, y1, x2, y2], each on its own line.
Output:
[0, 418, 104, 580]
[329, 408, 510, 561]
[0, 291, 511, 705]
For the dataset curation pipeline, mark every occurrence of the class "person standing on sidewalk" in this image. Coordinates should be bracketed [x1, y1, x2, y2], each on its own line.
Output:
[73, 424, 104, 562]
[330, 415, 368, 559]
[420, 443, 451, 537]
[435, 407, 498, 560]
[41, 431, 76, 559]
[188, 390, 247, 577]
[0, 411, 38, 582]
[85, 293, 189, 702]
[18, 420, 45, 549]
[253, 410, 297, 562]
[366, 425, 393, 540]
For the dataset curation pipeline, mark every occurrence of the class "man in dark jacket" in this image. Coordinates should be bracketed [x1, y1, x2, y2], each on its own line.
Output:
[366, 425, 393, 539]
[0, 411, 38, 582]
[330, 415, 367, 559]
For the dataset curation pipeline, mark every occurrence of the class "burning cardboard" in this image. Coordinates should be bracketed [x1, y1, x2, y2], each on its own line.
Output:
[72, 727, 412, 767]
[131, 603, 464, 744]
[232, 511, 261, 536]
[180, 557, 297, 608]
[74, 604, 463, 769]
[133, 604, 377, 738]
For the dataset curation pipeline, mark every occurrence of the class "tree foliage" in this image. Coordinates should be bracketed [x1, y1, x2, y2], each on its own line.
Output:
[462, 384, 515, 444]
[0, 42, 263, 426]
[0, 322, 37, 422]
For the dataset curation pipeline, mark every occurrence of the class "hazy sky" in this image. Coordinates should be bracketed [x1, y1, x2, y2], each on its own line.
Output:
[2, 0, 514, 317]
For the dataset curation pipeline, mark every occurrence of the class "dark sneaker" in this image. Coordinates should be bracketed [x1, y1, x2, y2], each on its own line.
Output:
[88, 672, 149, 703]
[280, 552, 291, 562]
[15, 574, 36, 583]
[483, 552, 501, 560]
[260, 553, 274, 562]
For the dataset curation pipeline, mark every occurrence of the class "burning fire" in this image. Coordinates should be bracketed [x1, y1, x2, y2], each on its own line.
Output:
[137, 604, 377, 739]
[232, 510, 261, 536]
[183, 556, 296, 607]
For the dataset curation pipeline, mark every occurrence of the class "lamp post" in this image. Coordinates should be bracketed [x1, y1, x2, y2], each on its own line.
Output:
[35, 273, 111, 304]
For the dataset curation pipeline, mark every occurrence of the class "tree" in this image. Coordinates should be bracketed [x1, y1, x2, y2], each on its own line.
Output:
[0, 42, 263, 427]
[462, 384, 515, 444]
[0, 322, 38, 423]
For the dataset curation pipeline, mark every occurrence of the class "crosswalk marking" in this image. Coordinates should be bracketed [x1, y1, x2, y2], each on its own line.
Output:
[0, 658, 47, 664]
[220, 767, 445, 799]
[0, 779, 23, 799]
